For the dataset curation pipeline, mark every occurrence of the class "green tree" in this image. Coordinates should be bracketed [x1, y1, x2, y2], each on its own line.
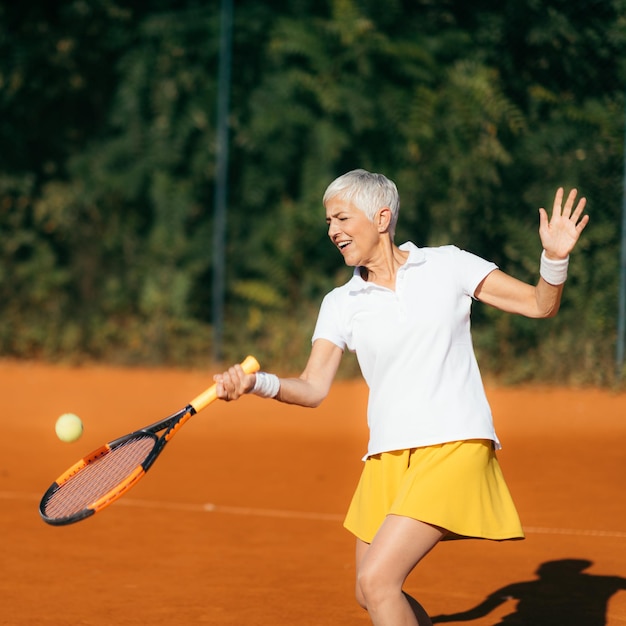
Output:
[1, 0, 625, 384]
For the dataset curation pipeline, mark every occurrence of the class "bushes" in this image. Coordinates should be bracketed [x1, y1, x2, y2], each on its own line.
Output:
[1, 0, 625, 385]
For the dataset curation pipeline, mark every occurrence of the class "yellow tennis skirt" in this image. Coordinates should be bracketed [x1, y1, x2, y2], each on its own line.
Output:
[344, 439, 524, 543]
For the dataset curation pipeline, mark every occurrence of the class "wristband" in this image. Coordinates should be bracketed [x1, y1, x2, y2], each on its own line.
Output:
[251, 372, 280, 398]
[540, 250, 569, 285]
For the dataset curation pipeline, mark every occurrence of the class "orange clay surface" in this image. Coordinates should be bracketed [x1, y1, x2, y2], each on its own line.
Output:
[1, 360, 625, 625]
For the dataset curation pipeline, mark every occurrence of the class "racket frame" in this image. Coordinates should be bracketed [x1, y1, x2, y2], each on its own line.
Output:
[39, 356, 259, 526]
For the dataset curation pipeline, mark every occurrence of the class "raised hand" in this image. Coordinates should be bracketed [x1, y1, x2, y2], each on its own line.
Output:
[539, 188, 589, 260]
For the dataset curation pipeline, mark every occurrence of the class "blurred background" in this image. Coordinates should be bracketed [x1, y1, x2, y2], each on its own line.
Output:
[1, 0, 624, 385]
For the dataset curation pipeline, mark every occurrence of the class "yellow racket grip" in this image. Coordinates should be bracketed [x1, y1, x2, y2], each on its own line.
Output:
[189, 355, 261, 413]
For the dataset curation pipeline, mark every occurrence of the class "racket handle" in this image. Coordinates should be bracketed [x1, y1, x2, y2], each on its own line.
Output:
[189, 355, 261, 412]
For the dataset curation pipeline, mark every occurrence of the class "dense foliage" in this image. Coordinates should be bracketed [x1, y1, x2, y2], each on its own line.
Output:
[1, 0, 625, 384]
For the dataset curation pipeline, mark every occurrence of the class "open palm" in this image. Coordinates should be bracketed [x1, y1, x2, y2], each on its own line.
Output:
[539, 188, 589, 259]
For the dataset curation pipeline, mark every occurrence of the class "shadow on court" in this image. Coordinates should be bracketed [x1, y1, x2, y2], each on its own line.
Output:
[431, 559, 626, 625]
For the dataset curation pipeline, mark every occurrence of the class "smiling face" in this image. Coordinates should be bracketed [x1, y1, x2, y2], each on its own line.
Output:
[322, 169, 400, 239]
[325, 196, 389, 267]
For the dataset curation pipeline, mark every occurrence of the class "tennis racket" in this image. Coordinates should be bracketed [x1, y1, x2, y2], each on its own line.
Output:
[39, 355, 260, 526]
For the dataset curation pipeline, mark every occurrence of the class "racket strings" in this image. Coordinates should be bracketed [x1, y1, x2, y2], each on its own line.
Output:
[42, 435, 156, 520]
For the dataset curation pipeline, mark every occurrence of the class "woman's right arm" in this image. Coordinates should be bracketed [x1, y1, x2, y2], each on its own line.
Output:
[214, 338, 343, 408]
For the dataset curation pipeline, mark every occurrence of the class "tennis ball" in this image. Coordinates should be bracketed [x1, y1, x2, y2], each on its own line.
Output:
[55, 413, 83, 443]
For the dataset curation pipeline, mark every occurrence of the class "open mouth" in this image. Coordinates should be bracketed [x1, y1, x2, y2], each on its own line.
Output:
[337, 241, 352, 250]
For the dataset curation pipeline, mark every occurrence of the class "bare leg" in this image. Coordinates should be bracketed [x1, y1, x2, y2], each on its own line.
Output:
[355, 515, 446, 626]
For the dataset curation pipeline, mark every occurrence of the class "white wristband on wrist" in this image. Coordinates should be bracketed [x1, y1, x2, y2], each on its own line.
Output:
[251, 372, 280, 398]
[540, 250, 569, 285]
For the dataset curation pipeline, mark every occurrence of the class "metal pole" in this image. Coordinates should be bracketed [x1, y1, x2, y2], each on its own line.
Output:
[212, 0, 233, 363]
[617, 96, 626, 379]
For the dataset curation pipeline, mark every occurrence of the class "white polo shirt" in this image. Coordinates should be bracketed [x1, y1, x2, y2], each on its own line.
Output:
[312, 242, 500, 458]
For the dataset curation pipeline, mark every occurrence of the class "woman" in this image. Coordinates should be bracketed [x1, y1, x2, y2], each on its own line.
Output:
[214, 169, 589, 626]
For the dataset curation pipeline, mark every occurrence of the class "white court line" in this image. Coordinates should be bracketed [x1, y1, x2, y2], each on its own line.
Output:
[522, 526, 626, 539]
[118, 498, 344, 522]
[4, 491, 626, 538]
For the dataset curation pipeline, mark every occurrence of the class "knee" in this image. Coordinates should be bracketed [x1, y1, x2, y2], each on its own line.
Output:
[355, 582, 368, 610]
[354, 576, 367, 611]
[355, 564, 388, 611]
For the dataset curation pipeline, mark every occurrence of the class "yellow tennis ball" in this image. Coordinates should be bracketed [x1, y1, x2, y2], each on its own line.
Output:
[55, 413, 83, 443]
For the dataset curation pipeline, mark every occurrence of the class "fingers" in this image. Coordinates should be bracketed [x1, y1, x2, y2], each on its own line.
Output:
[552, 187, 578, 217]
[571, 194, 587, 223]
[538, 206, 549, 231]
[552, 187, 564, 217]
[540, 187, 589, 257]
[561, 188, 577, 218]
[214, 364, 251, 401]
[550, 188, 588, 227]
[576, 212, 590, 233]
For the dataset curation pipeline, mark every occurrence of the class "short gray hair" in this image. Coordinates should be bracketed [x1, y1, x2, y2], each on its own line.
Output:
[323, 169, 400, 237]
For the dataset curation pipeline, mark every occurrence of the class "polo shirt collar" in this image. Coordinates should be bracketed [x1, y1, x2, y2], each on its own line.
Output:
[398, 241, 426, 266]
[347, 241, 426, 292]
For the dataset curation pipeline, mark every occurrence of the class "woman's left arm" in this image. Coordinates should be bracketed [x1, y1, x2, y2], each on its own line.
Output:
[474, 188, 589, 318]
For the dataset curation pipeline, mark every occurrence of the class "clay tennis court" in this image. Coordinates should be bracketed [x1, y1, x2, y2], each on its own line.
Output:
[1, 359, 625, 625]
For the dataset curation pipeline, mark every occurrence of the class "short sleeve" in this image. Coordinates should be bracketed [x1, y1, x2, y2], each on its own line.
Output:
[452, 247, 498, 297]
[311, 290, 346, 350]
